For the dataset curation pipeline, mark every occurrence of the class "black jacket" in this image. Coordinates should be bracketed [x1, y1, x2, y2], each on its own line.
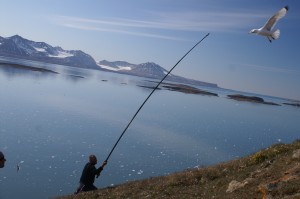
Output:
[79, 163, 103, 186]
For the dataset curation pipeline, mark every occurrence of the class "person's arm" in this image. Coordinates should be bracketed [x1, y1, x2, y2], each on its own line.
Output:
[96, 161, 107, 176]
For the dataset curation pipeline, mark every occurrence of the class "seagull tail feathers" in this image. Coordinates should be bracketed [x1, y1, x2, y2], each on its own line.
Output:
[272, 29, 280, 40]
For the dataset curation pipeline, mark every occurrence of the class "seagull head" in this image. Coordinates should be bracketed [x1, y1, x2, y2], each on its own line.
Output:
[249, 29, 259, 34]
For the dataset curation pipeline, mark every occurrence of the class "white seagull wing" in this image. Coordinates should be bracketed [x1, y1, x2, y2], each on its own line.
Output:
[263, 6, 288, 31]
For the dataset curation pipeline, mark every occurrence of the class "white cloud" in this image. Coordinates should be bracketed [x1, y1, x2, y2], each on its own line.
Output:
[51, 9, 271, 40]
[60, 22, 186, 41]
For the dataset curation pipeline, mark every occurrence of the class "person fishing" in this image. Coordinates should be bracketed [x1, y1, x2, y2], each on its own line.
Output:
[0, 151, 6, 168]
[74, 34, 209, 195]
[75, 154, 107, 194]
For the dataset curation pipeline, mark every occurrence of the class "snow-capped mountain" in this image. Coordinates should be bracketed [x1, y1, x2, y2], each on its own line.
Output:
[98, 60, 170, 79]
[0, 35, 218, 87]
[0, 35, 99, 70]
[98, 60, 217, 87]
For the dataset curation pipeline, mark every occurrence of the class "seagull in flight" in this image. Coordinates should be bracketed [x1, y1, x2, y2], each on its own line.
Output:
[249, 6, 289, 42]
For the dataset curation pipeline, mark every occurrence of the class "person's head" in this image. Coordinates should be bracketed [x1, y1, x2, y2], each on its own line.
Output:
[0, 151, 6, 168]
[89, 155, 97, 165]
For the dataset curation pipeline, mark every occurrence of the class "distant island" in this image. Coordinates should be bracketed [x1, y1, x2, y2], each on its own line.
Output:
[138, 81, 218, 96]
[161, 82, 218, 96]
[227, 94, 280, 106]
[283, 102, 300, 107]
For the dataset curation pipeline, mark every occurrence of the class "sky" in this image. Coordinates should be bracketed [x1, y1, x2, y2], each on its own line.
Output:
[1, 0, 300, 100]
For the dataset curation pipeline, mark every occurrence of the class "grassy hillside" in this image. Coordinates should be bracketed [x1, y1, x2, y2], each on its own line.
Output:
[57, 140, 300, 199]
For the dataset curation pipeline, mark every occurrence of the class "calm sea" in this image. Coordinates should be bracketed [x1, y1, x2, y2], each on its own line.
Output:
[0, 57, 299, 199]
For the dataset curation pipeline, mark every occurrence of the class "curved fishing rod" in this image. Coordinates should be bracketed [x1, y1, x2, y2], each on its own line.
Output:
[104, 33, 210, 163]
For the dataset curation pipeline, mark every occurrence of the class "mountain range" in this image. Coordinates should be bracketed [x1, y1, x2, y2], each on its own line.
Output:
[0, 35, 217, 87]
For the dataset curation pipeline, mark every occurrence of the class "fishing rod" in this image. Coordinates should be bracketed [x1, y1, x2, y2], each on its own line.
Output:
[104, 33, 210, 163]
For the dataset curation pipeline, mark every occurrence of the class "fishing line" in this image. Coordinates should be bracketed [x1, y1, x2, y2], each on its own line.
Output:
[104, 33, 210, 163]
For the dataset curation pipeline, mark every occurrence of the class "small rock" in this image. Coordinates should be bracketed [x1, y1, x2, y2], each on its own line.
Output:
[292, 149, 300, 159]
[226, 180, 248, 193]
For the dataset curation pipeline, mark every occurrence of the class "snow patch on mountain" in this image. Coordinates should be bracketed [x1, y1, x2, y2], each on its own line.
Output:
[163, 71, 169, 75]
[48, 51, 74, 58]
[97, 64, 132, 71]
[33, 47, 46, 52]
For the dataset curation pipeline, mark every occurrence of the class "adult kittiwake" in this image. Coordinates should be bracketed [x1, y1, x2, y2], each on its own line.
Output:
[249, 6, 288, 42]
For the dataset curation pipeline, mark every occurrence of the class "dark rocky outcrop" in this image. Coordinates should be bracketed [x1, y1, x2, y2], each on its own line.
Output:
[283, 102, 300, 107]
[227, 94, 280, 106]
[137, 82, 218, 96]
